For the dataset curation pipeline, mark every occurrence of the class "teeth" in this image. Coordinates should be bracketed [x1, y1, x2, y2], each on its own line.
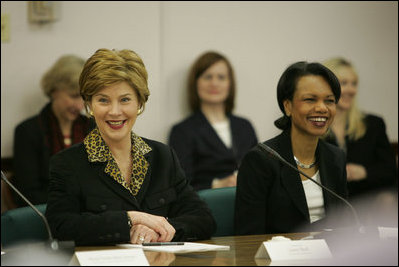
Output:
[108, 121, 124, 125]
[309, 117, 326, 122]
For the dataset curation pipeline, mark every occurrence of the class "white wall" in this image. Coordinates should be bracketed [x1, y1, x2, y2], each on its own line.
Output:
[1, 1, 398, 158]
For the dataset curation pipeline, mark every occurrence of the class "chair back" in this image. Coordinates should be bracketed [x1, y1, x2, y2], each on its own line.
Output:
[198, 187, 236, 237]
[1, 204, 48, 247]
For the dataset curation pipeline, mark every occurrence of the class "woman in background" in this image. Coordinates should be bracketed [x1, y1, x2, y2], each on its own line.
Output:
[322, 57, 397, 225]
[235, 61, 349, 235]
[168, 51, 258, 191]
[12, 55, 92, 207]
[46, 48, 215, 245]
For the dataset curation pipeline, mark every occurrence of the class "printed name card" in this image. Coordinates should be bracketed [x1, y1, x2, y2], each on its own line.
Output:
[75, 248, 150, 266]
[255, 238, 332, 261]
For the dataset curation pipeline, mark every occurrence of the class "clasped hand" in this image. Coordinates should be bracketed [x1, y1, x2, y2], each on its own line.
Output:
[346, 163, 367, 181]
[127, 211, 175, 244]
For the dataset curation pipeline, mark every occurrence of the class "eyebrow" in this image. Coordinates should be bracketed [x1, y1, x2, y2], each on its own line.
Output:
[93, 93, 133, 98]
[302, 94, 335, 98]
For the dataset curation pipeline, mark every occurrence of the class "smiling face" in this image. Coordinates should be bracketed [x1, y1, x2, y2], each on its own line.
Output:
[197, 60, 231, 107]
[284, 75, 336, 138]
[51, 88, 85, 122]
[335, 66, 358, 111]
[88, 81, 140, 146]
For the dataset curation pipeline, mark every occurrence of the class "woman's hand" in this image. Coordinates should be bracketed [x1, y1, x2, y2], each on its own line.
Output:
[127, 211, 175, 242]
[346, 163, 367, 181]
[130, 224, 159, 244]
[212, 173, 237, 188]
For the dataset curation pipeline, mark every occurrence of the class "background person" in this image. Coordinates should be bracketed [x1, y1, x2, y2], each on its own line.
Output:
[235, 61, 350, 235]
[12, 55, 92, 207]
[45, 48, 216, 246]
[322, 57, 398, 226]
[168, 51, 258, 191]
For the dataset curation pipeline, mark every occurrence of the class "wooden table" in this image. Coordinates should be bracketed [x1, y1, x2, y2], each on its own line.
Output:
[74, 232, 319, 266]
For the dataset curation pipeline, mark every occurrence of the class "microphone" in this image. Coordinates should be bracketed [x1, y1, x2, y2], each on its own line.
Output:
[256, 143, 364, 234]
[1, 170, 72, 251]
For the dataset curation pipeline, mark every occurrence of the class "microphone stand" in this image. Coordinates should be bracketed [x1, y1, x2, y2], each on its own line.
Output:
[257, 143, 365, 234]
[1, 170, 75, 266]
[1, 170, 60, 250]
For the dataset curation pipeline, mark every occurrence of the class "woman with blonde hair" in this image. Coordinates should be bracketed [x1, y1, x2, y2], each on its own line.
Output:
[12, 54, 92, 207]
[45, 48, 215, 245]
[322, 57, 397, 201]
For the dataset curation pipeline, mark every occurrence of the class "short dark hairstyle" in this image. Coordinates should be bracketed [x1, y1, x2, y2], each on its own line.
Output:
[187, 51, 236, 114]
[274, 61, 341, 130]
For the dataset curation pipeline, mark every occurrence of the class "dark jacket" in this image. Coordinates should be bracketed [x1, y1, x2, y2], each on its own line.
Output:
[234, 130, 349, 235]
[325, 114, 397, 198]
[45, 139, 216, 246]
[168, 111, 258, 191]
[12, 103, 92, 207]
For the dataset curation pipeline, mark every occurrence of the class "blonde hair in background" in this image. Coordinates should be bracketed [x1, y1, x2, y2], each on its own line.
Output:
[323, 57, 366, 141]
[79, 48, 150, 115]
[41, 54, 85, 98]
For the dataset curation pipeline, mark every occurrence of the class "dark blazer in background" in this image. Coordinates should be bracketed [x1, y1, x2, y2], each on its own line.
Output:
[45, 139, 216, 246]
[12, 103, 92, 207]
[325, 114, 397, 198]
[234, 130, 349, 235]
[168, 111, 258, 191]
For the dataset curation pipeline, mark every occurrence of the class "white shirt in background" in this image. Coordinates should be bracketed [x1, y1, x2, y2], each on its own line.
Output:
[211, 120, 232, 149]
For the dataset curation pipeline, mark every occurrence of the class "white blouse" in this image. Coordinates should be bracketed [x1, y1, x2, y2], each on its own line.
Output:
[211, 119, 232, 148]
[302, 170, 326, 223]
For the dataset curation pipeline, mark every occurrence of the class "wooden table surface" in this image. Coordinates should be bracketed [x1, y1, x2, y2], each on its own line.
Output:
[75, 232, 319, 266]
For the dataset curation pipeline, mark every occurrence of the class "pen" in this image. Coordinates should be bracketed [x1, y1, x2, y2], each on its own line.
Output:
[142, 242, 184, 246]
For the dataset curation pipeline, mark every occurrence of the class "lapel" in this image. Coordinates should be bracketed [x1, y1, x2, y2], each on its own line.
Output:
[228, 114, 240, 156]
[96, 163, 141, 210]
[278, 131, 310, 220]
[316, 141, 339, 212]
[134, 150, 153, 206]
[196, 111, 233, 152]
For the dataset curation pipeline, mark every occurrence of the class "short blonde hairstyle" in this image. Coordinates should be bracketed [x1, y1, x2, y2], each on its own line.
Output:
[41, 55, 85, 98]
[323, 57, 366, 141]
[79, 48, 150, 113]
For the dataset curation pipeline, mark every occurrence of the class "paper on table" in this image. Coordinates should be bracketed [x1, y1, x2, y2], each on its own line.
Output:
[75, 248, 149, 266]
[117, 242, 230, 253]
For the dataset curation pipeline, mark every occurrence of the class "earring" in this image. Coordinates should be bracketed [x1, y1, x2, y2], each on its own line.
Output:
[89, 110, 94, 117]
[137, 107, 143, 115]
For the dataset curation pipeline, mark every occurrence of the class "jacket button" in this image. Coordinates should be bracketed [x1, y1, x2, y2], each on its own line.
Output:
[114, 233, 120, 238]
[159, 198, 165, 205]
[100, 204, 107, 210]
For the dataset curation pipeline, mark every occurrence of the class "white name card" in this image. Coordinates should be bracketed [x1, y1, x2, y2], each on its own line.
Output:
[75, 248, 150, 266]
[255, 239, 332, 261]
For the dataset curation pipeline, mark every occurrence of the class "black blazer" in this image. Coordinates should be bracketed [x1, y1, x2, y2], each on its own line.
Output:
[45, 139, 216, 246]
[325, 114, 397, 197]
[12, 103, 92, 207]
[234, 130, 349, 235]
[168, 111, 258, 191]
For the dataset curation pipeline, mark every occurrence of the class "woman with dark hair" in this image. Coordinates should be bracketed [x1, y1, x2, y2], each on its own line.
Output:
[235, 61, 349, 235]
[168, 51, 258, 191]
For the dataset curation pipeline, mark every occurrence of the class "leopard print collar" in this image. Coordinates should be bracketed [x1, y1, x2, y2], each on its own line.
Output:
[84, 128, 152, 195]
